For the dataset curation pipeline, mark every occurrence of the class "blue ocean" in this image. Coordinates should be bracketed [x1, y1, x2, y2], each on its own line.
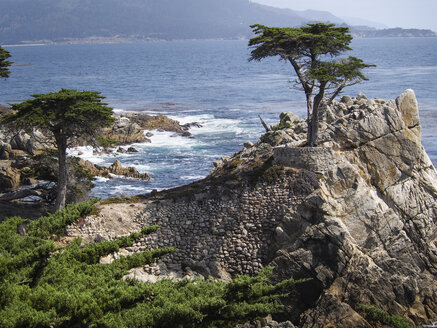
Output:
[2, 38, 437, 198]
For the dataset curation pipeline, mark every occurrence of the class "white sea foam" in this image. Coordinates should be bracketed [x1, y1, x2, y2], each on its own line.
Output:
[111, 185, 150, 193]
[94, 176, 111, 183]
[169, 113, 245, 136]
[137, 131, 205, 149]
[68, 146, 109, 164]
[180, 175, 206, 181]
[168, 113, 215, 125]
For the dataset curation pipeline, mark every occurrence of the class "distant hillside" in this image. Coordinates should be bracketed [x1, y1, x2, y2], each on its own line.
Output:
[0, 0, 309, 44]
[1, 0, 434, 44]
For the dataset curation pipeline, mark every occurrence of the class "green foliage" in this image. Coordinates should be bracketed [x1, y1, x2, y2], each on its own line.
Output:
[0, 201, 303, 327]
[357, 304, 417, 328]
[96, 136, 120, 148]
[309, 56, 375, 84]
[249, 23, 352, 62]
[27, 199, 100, 239]
[99, 195, 143, 205]
[272, 117, 292, 131]
[2, 89, 115, 140]
[0, 45, 12, 78]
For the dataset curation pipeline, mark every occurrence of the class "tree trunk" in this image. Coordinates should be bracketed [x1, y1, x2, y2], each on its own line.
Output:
[54, 136, 67, 211]
[309, 85, 326, 147]
[309, 104, 319, 147]
[306, 93, 314, 146]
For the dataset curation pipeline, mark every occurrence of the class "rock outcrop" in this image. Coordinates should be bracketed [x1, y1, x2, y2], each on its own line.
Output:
[78, 159, 150, 181]
[66, 90, 436, 327]
[99, 113, 194, 145]
[271, 90, 437, 327]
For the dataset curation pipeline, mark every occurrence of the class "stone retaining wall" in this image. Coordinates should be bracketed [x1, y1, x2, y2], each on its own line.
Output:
[274, 146, 340, 173]
[136, 172, 317, 276]
[67, 170, 318, 278]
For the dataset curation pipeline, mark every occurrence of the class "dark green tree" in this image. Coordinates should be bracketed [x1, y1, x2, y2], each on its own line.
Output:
[249, 23, 374, 146]
[0, 46, 12, 78]
[1, 89, 115, 210]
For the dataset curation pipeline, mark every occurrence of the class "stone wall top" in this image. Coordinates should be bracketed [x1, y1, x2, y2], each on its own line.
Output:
[274, 146, 340, 173]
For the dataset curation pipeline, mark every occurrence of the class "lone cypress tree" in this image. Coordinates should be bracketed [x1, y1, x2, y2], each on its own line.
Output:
[1, 89, 115, 210]
[249, 23, 374, 146]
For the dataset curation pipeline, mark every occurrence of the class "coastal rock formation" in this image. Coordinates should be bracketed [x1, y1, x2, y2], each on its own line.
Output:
[99, 113, 194, 145]
[67, 90, 437, 327]
[78, 159, 150, 181]
[271, 91, 437, 326]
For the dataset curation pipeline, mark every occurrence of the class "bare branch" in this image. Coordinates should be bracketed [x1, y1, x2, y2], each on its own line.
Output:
[258, 115, 272, 132]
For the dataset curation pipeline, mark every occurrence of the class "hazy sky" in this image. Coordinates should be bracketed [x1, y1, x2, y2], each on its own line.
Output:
[252, 0, 437, 31]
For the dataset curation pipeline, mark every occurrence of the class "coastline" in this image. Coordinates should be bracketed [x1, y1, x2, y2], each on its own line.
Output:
[3, 32, 436, 47]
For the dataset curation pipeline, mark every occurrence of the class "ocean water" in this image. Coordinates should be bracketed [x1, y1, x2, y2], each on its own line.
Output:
[2, 38, 437, 198]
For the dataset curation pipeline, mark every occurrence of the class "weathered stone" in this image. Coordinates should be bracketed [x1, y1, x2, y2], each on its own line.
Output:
[280, 112, 301, 124]
[78, 159, 150, 181]
[126, 146, 139, 153]
[396, 88, 420, 128]
[0, 162, 21, 191]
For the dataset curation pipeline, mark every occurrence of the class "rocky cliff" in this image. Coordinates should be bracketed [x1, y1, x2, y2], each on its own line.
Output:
[66, 90, 437, 327]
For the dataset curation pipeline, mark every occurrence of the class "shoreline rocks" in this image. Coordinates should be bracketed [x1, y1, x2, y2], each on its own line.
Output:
[97, 112, 197, 145]
[0, 111, 198, 208]
[78, 159, 150, 181]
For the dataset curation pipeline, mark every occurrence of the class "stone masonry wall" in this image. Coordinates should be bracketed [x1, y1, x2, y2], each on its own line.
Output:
[67, 170, 318, 278]
[135, 171, 317, 277]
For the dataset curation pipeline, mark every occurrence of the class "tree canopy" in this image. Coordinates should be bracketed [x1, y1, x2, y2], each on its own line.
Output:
[249, 23, 374, 146]
[1, 89, 115, 210]
[0, 46, 12, 78]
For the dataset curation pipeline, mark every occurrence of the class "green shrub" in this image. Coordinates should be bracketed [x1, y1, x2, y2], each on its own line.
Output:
[357, 304, 417, 328]
[0, 201, 303, 328]
[96, 136, 120, 148]
[27, 199, 100, 239]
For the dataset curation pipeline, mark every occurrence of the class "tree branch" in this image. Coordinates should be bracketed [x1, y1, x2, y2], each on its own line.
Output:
[258, 115, 272, 132]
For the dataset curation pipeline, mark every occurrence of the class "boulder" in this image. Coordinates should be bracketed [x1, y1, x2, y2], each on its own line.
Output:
[0, 141, 12, 160]
[126, 147, 139, 153]
[0, 162, 21, 191]
[280, 112, 301, 124]
[78, 159, 150, 181]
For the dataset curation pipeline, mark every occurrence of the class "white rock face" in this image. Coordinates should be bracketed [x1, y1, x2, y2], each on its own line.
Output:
[273, 90, 437, 327]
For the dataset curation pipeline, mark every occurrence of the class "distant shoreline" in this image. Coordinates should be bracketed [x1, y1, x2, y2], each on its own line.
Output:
[4, 34, 436, 47]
